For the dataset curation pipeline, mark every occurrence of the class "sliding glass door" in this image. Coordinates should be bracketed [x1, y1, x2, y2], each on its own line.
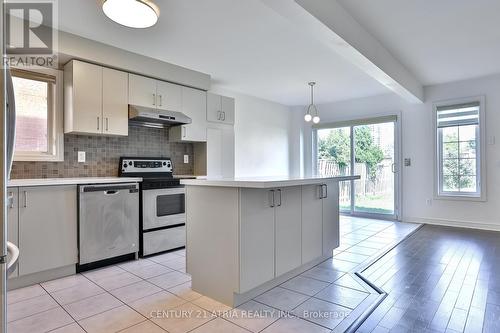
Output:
[316, 117, 399, 219]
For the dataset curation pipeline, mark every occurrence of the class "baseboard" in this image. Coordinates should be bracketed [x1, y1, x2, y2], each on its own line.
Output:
[404, 216, 500, 232]
[8, 265, 76, 290]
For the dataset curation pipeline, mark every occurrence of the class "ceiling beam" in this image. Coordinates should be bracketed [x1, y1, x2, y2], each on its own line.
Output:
[261, 0, 424, 103]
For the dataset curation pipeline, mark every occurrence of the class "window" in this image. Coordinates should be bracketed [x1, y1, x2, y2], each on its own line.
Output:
[435, 98, 485, 199]
[12, 68, 64, 161]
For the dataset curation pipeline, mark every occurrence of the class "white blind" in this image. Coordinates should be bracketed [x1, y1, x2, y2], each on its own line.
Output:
[437, 102, 480, 128]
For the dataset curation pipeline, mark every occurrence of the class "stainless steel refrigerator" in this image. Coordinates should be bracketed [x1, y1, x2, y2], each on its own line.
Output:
[1, 1, 19, 331]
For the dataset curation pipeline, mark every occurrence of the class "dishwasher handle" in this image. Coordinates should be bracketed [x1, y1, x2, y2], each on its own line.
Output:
[79, 183, 139, 193]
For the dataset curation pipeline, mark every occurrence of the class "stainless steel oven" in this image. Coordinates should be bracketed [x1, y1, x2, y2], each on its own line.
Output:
[143, 187, 185, 230]
[119, 157, 187, 257]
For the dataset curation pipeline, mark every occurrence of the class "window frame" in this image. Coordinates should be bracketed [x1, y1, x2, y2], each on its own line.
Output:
[12, 67, 64, 162]
[433, 96, 486, 201]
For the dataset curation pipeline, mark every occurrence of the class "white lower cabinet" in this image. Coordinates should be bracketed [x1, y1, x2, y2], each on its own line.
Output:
[322, 180, 340, 256]
[13, 186, 78, 276]
[275, 186, 302, 276]
[301, 184, 323, 263]
[7, 188, 19, 278]
[239, 186, 302, 292]
[239, 188, 275, 292]
[301, 182, 340, 263]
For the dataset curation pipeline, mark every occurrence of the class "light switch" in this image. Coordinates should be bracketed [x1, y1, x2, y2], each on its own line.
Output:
[488, 136, 495, 145]
[78, 151, 86, 163]
[184, 155, 189, 164]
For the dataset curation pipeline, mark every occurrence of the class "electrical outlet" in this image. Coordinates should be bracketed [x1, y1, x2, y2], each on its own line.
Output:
[404, 158, 411, 167]
[184, 155, 189, 164]
[78, 151, 86, 163]
[426, 198, 432, 206]
[488, 136, 496, 145]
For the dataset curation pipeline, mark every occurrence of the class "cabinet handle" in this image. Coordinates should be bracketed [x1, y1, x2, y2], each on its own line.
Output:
[97, 117, 100, 131]
[153, 93, 156, 106]
[23, 191, 28, 208]
[182, 126, 186, 138]
[217, 111, 221, 120]
[106, 118, 109, 131]
[8, 192, 14, 209]
[323, 184, 328, 199]
[222, 112, 226, 121]
[277, 189, 282, 207]
[269, 190, 275, 208]
[159, 94, 163, 107]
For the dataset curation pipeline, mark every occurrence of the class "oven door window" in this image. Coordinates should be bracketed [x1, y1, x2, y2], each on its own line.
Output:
[157, 194, 185, 217]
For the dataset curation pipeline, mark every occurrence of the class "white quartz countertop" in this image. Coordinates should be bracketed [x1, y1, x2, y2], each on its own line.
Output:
[180, 175, 360, 188]
[8, 177, 143, 187]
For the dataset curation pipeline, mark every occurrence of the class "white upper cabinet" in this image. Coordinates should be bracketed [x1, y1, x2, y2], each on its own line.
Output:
[170, 87, 208, 142]
[156, 81, 182, 112]
[128, 74, 157, 108]
[65, 61, 103, 135]
[129, 74, 182, 112]
[103, 68, 129, 136]
[207, 93, 235, 125]
[65, 60, 128, 136]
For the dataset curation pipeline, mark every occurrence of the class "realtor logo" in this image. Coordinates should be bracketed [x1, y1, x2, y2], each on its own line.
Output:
[4, 0, 58, 68]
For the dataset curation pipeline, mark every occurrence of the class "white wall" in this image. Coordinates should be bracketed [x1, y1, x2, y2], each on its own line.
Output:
[291, 74, 500, 231]
[210, 88, 293, 177]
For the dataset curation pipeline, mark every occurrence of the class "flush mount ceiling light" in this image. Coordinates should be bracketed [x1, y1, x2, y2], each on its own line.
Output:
[102, 0, 160, 28]
[304, 82, 320, 124]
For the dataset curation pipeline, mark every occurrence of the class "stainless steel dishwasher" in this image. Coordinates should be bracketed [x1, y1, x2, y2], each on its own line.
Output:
[78, 183, 139, 267]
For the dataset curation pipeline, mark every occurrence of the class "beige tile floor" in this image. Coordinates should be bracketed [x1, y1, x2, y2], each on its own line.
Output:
[7, 217, 419, 333]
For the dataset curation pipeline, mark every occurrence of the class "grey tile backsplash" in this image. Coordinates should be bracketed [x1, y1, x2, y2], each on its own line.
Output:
[11, 125, 194, 179]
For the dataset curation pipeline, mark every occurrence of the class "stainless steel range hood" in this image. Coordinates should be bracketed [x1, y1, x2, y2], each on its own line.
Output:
[129, 105, 192, 128]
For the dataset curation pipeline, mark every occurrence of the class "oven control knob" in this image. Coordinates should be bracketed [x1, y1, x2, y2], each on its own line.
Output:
[163, 162, 167, 166]
[129, 161, 133, 166]
[123, 164, 127, 168]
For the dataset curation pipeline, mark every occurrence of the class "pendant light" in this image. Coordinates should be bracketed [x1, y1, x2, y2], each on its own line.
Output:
[304, 82, 320, 124]
[102, 0, 160, 28]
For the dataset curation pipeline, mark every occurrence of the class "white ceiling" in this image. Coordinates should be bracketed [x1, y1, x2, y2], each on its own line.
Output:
[57, 0, 500, 106]
[56, 0, 388, 106]
[338, 0, 500, 86]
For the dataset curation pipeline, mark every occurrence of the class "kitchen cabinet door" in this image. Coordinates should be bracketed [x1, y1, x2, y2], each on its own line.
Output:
[128, 74, 157, 108]
[275, 186, 302, 276]
[206, 125, 235, 178]
[170, 87, 207, 142]
[156, 80, 182, 112]
[64, 60, 103, 134]
[239, 188, 275, 292]
[206, 92, 222, 123]
[221, 96, 235, 125]
[322, 181, 340, 256]
[18, 186, 78, 276]
[207, 93, 235, 125]
[301, 184, 323, 263]
[7, 188, 19, 278]
[102, 67, 128, 136]
[206, 127, 223, 178]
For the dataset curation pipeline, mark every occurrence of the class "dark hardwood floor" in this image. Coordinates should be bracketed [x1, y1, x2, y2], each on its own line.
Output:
[357, 224, 500, 333]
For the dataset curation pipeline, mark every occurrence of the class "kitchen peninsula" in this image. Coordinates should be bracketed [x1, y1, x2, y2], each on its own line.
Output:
[180, 175, 359, 307]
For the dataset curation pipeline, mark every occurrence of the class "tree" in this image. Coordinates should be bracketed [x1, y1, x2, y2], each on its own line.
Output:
[318, 126, 384, 181]
[442, 129, 475, 191]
